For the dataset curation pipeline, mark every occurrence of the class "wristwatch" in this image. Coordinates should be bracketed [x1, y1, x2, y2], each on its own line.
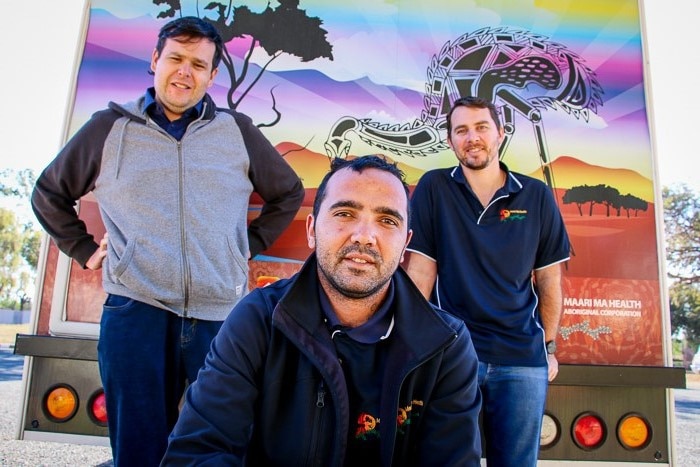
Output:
[546, 340, 557, 354]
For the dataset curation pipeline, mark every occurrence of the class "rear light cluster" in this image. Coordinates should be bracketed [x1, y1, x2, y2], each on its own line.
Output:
[541, 411, 651, 451]
[42, 384, 108, 427]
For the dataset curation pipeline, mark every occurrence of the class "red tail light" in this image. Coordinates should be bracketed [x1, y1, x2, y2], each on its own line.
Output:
[89, 390, 108, 426]
[573, 413, 606, 449]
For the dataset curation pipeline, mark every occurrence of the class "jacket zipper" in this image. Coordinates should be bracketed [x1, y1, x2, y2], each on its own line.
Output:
[177, 140, 191, 316]
[306, 380, 326, 465]
[178, 105, 207, 316]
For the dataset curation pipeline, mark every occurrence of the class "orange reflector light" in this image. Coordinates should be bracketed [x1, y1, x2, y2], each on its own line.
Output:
[256, 275, 279, 288]
[618, 414, 650, 449]
[573, 413, 605, 449]
[44, 385, 78, 422]
[90, 391, 108, 425]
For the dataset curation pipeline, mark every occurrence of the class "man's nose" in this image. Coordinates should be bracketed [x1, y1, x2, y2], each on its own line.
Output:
[465, 129, 480, 141]
[350, 220, 377, 245]
[178, 64, 191, 77]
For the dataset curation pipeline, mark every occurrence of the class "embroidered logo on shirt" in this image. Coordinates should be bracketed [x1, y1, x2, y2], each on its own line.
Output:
[355, 413, 380, 440]
[500, 209, 527, 222]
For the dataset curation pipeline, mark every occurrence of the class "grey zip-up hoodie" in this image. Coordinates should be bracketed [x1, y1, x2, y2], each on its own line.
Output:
[32, 92, 304, 320]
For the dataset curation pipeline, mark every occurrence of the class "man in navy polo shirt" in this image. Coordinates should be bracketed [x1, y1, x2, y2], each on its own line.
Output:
[404, 96, 570, 466]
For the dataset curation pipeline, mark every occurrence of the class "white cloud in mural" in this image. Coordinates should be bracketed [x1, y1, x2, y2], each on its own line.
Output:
[245, 0, 562, 91]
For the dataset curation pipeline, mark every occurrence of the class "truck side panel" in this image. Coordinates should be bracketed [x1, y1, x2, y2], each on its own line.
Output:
[18, 0, 684, 463]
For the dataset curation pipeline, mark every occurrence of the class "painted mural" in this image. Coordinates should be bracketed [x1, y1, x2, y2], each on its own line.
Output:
[64, 0, 662, 365]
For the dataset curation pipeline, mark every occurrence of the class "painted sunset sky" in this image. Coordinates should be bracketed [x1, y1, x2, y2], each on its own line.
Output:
[72, 0, 653, 195]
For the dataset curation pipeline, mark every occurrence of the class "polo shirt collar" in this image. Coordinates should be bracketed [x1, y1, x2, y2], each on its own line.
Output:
[451, 161, 522, 195]
[144, 87, 203, 120]
[320, 281, 396, 344]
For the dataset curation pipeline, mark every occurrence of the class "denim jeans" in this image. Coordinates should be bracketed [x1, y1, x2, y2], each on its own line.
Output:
[97, 295, 223, 467]
[477, 362, 548, 467]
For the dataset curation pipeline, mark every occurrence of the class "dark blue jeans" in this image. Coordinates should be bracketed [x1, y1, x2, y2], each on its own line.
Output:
[478, 362, 548, 467]
[97, 295, 223, 467]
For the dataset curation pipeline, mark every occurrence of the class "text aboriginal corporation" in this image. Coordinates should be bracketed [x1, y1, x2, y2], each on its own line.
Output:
[563, 298, 643, 318]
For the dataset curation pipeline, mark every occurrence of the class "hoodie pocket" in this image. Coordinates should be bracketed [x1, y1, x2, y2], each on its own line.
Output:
[186, 235, 249, 306]
[109, 237, 184, 303]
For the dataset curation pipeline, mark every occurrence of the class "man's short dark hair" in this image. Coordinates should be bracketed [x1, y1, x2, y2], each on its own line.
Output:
[313, 155, 411, 225]
[155, 16, 224, 71]
[446, 96, 502, 135]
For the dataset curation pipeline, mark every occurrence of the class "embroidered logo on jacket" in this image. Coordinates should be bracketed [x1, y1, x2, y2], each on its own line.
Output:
[397, 400, 423, 435]
[353, 400, 424, 440]
[500, 209, 527, 222]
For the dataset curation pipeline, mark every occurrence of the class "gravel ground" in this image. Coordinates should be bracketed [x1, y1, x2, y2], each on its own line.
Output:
[1, 346, 698, 466]
[673, 376, 700, 467]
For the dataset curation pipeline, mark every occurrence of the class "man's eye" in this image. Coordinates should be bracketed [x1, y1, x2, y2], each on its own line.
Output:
[381, 218, 399, 226]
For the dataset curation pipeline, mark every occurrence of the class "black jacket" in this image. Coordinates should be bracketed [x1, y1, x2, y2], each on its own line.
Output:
[162, 254, 481, 466]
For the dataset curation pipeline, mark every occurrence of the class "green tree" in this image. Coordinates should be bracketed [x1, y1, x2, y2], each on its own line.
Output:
[0, 169, 40, 310]
[0, 168, 35, 199]
[663, 184, 700, 346]
[0, 208, 34, 309]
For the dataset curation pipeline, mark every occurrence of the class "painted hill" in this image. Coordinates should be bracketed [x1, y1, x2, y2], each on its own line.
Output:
[530, 156, 654, 202]
[276, 142, 426, 187]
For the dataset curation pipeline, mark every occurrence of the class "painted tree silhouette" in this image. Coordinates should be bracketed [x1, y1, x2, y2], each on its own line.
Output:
[599, 185, 620, 217]
[154, 0, 333, 126]
[619, 193, 648, 217]
[563, 184, 646, 217]
[562, 185, 589, 216]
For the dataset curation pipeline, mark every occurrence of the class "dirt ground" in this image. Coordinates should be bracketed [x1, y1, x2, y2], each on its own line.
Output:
[0, 324, 29, 346]
[686, 371, 700, 384]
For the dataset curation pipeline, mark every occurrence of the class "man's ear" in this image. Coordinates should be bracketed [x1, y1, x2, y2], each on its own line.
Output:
[401, 229, 413, 263]
[150, 49, 159, 73]
[498, 126, 506, 145]
[207, 67, 218, 88]
[306, 214, 316, 249]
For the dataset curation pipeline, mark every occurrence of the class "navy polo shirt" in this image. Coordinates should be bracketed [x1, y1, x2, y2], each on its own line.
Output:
[407, 162, 570, 366]
[144, 87, 203, 140]
[319, 283, 394, 465]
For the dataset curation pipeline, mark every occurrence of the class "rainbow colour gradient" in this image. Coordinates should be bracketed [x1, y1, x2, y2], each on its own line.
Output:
[72, 0, 651, 186]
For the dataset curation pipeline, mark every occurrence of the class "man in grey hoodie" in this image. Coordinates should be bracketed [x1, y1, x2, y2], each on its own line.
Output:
[31, 16, 304, 467]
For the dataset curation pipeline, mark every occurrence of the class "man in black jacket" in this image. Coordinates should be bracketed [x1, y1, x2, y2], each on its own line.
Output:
[162, 155, 481, 466]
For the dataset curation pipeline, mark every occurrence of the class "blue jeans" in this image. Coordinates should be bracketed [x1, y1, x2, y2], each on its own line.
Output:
[478, 362, 548, 467]
[97, 295, 223, 467]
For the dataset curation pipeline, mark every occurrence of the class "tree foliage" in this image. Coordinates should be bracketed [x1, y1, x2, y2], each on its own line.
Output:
[663, 184, 700, 346]
[0, 169, 40, 310]
[153, 0, 333, 126]
[0, 168, 35, 199]
[0, 208, 38, 309]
